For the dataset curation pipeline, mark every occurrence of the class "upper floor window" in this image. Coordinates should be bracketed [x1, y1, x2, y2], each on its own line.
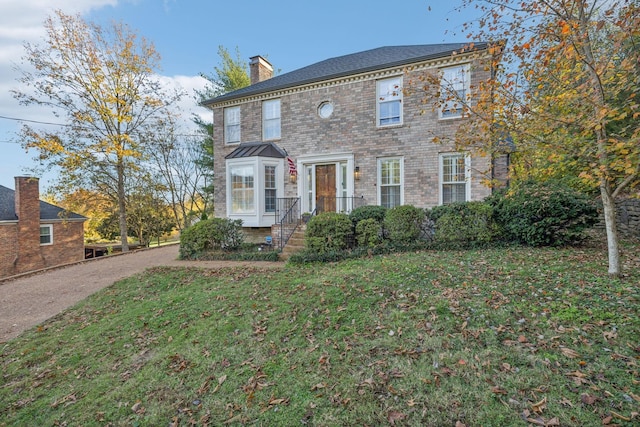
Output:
[440, 153, 470, 204]
[440, 64, 470, 119]
[40, 224, 53, 245]
[224, 106, 241, 144]
[262, 99, 281, 140]
[378, 157, 403, 208]
[377, 76, 403, 127]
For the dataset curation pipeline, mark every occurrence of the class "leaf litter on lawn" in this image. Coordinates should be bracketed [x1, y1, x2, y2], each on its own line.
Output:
[1, 240, 639, 425]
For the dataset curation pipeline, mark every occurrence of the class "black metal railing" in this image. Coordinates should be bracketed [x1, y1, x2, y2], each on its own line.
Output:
[276, 197, 301, 251]
[316, 196, 365, 214]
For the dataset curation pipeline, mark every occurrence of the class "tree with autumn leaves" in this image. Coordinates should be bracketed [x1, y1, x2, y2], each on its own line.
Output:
[12, 10, 184, 252]
[425, 0, 638, 276]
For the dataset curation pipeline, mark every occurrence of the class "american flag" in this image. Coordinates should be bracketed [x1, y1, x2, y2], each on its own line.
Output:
[287, 157, 297, 176]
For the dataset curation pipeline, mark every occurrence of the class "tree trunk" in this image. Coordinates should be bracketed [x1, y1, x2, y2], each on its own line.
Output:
[600, 182, 620, 276]
[117, 160, 129, 252]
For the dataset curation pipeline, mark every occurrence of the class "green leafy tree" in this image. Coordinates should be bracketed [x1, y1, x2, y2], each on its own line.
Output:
[12, 10, 184, 252]
[193, 46, 252, 213]
[97, 183, 175, 247]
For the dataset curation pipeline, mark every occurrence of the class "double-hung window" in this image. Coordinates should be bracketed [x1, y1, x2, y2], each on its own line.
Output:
[230, 165, 255, 214]
[40, 224, 53, 245]
[440, 64, 470, 118]
[378, 157, 403, 208]
[262, 99, 281, 140]
[377, 76, 402, 127]
[224, 106, 241, 144]
[264, 165, 277, 213]
[440, 153, 470, 204]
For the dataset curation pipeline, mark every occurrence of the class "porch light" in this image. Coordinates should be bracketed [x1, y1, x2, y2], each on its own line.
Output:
[289, 172, 297, 183]
[354, 166, 361, 181]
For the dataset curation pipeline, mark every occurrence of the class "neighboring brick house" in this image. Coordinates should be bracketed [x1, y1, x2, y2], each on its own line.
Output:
[0, 177, 86, 278]
[202, 43, 507, 242]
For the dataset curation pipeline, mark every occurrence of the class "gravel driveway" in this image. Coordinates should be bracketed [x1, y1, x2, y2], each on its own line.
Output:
[0, 244, 281, 343]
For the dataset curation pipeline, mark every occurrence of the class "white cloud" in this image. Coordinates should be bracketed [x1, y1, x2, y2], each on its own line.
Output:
[0, 1, 121, 131]
[0, 0, 207, 187]
[154, 74, 211, 129]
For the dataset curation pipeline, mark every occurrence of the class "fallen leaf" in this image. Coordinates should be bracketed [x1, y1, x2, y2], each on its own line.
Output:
[455, 422, 467, 427]
[491, 386, 508, 395]
[559, 397, 573, 407]
[560, 347, 580, 358]
[518, 335, 528, 343]
[388, 410, 407, 425]
[268, 396, 290, 406]
[531, 396, 547, 413]
[581, 394, 598, 405]
[611, 411, 631, 421]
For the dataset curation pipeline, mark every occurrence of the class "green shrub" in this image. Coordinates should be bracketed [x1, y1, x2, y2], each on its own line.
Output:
[305, 212, 353, 254]
[349, 205, 387, 227]
[428, 201, 498, 247]
[179, 218, 244, 259]
[490, 180, 598, 246]
[383, 205, 428, 243]
[355, 218, 384, 248]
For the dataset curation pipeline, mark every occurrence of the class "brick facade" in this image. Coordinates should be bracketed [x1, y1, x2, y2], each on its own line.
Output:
[0, 177, 86, 278]
[207, 46, 506, 229]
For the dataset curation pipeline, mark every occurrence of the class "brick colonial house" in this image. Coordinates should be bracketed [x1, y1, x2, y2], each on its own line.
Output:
[202, 43, 508, 246]
[0, 177, 86, 278]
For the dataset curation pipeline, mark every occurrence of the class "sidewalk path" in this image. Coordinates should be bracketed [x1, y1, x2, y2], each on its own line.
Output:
[0, 245, 282, 342]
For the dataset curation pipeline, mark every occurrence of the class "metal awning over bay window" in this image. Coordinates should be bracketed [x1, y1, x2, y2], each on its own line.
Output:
[225, 142, 286, 227]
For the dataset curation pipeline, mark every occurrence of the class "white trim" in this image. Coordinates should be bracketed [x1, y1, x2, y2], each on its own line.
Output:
[224, 106, 241, 144]
[377, 157, 404, 208]
[438, 152, 471, 204]
[262, 98, 281, 141]
[295, 153, 355, 214]
[205, 50, 491, 109]
[376, 76, 403, 127]
[40, 224, 53, 246]
[225, 157, 284, 227]
[438, 63, 471, 120]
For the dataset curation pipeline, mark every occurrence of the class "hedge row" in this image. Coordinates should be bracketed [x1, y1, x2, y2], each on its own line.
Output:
[290, 180, 598, 263]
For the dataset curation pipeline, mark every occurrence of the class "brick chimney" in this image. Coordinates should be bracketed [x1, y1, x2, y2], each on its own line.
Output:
[249, 55, 273, 85]
[14, 176, 46, 272]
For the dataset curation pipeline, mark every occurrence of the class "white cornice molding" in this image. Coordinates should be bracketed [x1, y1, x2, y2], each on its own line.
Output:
[212, 50, 492, 108]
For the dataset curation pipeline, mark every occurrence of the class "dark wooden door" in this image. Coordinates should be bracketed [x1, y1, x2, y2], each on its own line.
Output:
[315, 164, 336, 213]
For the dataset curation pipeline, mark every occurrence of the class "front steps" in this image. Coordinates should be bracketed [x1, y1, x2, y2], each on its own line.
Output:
[280, 224, 306, 260]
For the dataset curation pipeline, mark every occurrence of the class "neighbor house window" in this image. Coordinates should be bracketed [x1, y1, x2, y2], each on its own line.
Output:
[40, 224, 53, 245]
[378, 157, 403, 208]
[440, 153, 470, 204]
[262, 99, 281, 140]
[440, 64, 470, 118]
[264, 165, 277, 213]
[377, 76, 403, 126]
[230, 165, 255, 214]
[224, 106, 241, 143]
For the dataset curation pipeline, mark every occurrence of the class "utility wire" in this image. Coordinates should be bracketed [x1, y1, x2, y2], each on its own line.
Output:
[0, 114, 207, 138]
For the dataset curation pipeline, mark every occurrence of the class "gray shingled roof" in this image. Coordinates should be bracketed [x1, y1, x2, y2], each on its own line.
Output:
[225, 142, 288, 159]
[0, 185, 86, 222]
[203, 43, 487, 106]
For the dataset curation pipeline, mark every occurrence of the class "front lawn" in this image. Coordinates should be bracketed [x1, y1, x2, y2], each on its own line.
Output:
[1, 238, 639, 426]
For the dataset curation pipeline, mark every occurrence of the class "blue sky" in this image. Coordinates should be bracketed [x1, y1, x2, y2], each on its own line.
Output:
[0, 0, 478, 190]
